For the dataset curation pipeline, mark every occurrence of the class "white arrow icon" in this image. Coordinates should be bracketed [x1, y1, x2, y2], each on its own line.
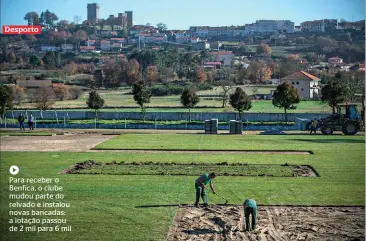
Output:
[9, 165, 19, 175]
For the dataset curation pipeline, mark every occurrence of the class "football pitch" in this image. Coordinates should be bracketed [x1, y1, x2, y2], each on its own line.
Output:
[0, 132, 364, 240]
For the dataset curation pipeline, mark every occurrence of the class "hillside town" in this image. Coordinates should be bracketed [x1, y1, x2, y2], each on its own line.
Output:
[0, 2, 364, 113]
[0, 2, 365, 241]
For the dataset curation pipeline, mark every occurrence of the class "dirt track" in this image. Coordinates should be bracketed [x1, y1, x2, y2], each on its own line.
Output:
[166, 205, 365, 241]
[0, 134, 115, 152]
[1, 133, 310, 154]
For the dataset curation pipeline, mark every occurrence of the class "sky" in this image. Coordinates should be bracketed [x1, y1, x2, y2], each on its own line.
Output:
[1, 0, 365, 30]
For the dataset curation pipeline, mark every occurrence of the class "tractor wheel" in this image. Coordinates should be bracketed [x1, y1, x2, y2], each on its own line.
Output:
[321, 125, 334, 135]
[342, 122, 358, 135]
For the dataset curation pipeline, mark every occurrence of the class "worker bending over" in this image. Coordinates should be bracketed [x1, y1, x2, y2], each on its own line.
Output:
[243, 199, 257, 232]
[194, 173, 216, 207]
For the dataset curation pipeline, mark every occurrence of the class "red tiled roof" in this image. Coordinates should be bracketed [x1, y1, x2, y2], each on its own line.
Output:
[52, 83, 65, 88]
[111, 38, 125, 41]
[101, 40, 110, 44]
[282, 71, 320, 81]
[80, 46, 95, 50]
[214, 51, 233, 55]
[139, 33, 151, 37]
[87, 40, 96, 42]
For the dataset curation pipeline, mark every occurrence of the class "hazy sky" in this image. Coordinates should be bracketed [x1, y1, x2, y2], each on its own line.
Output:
[1, 0, 364, 30]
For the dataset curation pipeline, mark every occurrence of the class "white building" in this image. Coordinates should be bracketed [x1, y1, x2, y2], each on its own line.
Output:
[280, 71, 321, 99]
[100, 40, 111, 51]
[111, 42, 122, 50]
[195, 27, 209, 37]
[189, 26, 247, 38]
[328, 56, 343, 65]
[212, 51, 234, 66]
[41, 46, 59, 52]
[245, 20, 294, 34]
[170, 30, 190, 43]
[300, 19, 337, 32]
[193, 42, 210, 50]
[232, 27, 247, 36]
[191, 37, 200, 43]
[87, 40, 96, 46]
[270, 33, 286, 40]
[61, 44, 73, 52]
[80, 46, 95, 53]
[110, 38, 125, 43]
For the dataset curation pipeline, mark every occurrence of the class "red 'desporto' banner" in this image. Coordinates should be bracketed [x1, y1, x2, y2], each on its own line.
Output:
[2, 25, 41, 34]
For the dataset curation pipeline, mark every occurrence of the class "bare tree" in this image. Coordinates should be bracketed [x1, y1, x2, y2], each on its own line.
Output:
[69, 86, 82, 100]
[12, 86, 25, 105]
[53, 85, 70, 101]
[34, 87, 55, 111]
[217, 67, 234, 107]
[73, 30, 87, 48]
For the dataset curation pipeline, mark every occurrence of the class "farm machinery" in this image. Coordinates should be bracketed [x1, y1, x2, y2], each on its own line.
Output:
[312, 103, 363, 135]
[299, 94, 365, 135]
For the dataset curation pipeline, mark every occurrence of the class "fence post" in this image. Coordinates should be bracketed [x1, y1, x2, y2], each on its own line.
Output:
[34, 117, 36, 129]
[64, 116, 66, 129]
[155, 118, 157, 129]
[186, 119, 188, 130]
[95, 117, 97, 129]
[125, 118, 126, 129]
[4, 117, 6, 129]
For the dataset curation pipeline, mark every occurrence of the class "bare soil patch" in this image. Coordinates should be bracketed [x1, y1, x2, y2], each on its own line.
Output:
[166, 205, 365, 241]
[91, 149, 312, 155]
[0, 134, 115, 152]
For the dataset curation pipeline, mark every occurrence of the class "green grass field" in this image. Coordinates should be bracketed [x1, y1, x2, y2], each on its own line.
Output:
[0, 134, 364, 240]
[16, 87, 334, 113]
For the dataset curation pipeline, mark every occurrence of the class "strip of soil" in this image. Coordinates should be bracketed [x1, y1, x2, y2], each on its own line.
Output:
[61, 160, 318, 177]
[166, 205, 365, 241]
[91, 148, 313, 154]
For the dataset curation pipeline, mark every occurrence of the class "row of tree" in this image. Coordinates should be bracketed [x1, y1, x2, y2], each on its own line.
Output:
[0, 75, 362, 123]
[0, 85, 82, 116]
[84, 81, 299, 122]
[24, 10, 58, 28]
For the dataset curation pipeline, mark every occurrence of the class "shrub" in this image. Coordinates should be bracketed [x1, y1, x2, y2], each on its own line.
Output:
[150, 83, 213, 96]
[151, 84, 185, 96]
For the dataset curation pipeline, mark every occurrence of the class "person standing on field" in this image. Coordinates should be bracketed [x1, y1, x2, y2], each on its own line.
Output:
[18, 113, 25, 131]
[28, 113, 34, 130]
[243, 199, 257, 232]
[194, 172, 216, 207]
[310, 118, 318, 135]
